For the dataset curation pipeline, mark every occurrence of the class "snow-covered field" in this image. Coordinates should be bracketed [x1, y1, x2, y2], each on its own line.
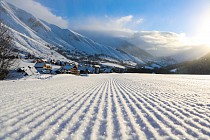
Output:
[1, 74, 210, 140]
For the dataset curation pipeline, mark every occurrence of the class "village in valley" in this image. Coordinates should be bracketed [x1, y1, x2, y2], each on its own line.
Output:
[14, 54, 127, 79]
[9, 49, 173, 80]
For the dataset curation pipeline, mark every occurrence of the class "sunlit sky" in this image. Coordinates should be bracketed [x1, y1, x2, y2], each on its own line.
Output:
[7, 0, 210, 45]
[35, 1, 206, 30]
[36, 0, 210, 45]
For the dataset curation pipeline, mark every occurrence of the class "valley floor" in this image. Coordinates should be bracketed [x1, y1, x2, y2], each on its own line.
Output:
[0, 74, 210, 139]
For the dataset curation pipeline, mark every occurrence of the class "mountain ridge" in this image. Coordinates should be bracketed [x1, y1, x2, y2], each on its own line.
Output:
[0, 0, 150, 64]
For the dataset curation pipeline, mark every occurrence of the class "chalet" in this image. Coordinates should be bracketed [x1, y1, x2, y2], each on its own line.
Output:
[87, 65, 95, 74]
[34, 62, 45, 73]
[45, 64, 52, 70]
[59, 64, 74, 74]
[17, 66, 38, 76]
[93, 65, 100, 74]
[78, 64, 90, 74]
[34, 62, 52, 73]
[33, 59, 48, 63]
[70, 64, 80, 75]
[55, 60, 66, 66]
[56, 64, 80, 75]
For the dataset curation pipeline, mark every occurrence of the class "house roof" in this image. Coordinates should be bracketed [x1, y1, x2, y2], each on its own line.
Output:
[34, 62, 45, 68]
[21, 66, 38, 76]
[87, 66, 94, 72]
[78, 66, 86, 71]
[62, 65, 74, 70]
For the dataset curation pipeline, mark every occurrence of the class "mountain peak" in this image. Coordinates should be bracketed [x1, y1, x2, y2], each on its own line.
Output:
[0, 1, 151, 64]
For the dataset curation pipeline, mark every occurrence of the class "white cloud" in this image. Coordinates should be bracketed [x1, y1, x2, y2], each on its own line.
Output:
[133, 31, 191, 48]
[71, 15, 197, 56]
[135, 18, 144, 25]
[6, 0, 68, 28]
[70, 15, 143, 37]
[115, 15, 133, 26]
[129, 31, 194, 56]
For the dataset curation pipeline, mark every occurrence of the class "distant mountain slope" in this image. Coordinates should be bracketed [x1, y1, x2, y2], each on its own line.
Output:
[76, 30, 152, 59]
[0, 0, 149, 64]
[176, 52, 210, 74]
[77, 30, 210, 63]
[170, 45, 210, 62]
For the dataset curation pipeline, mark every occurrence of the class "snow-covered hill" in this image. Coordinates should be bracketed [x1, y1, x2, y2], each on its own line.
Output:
[0, 0, 148, 64]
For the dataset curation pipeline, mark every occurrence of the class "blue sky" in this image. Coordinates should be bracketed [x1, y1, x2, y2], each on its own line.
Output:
[7, 0, 210, 46]
[34, 0, 210, 34]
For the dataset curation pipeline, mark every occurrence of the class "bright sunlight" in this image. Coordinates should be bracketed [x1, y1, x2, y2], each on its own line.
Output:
[193, 6, 210, 46]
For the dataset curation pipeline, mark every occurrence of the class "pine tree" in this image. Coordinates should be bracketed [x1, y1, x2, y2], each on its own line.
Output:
[0, 21, 15, 79]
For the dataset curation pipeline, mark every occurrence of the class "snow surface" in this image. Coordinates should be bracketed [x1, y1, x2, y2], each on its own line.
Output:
[1, 74, 210, 139]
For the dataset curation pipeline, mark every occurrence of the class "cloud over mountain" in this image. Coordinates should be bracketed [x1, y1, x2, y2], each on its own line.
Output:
[70, 15, 144, 37]
[6, 0, 68, 28]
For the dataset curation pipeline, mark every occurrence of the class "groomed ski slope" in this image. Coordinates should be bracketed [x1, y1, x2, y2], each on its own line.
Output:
[0, 74, 210, 140]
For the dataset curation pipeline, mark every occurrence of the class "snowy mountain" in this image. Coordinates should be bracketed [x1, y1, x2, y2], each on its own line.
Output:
[175, 52, 210, 74]
[76, 30, 152, 59]
[78, 30, 210, 63]
[0, 0, 149, 64]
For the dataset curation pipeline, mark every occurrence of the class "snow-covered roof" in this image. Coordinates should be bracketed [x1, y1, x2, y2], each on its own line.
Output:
[62, 65, 74, 70]
[78, 66, 85, 71]
[51, 65, 61, 72]
[34, 62, 45, 68]
[41, 59, 48, 62]
[87, 66, 94, 72]
[19, 66, 39, 76]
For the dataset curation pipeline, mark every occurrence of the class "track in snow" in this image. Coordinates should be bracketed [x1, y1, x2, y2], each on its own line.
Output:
[0, 74, 210, 140]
